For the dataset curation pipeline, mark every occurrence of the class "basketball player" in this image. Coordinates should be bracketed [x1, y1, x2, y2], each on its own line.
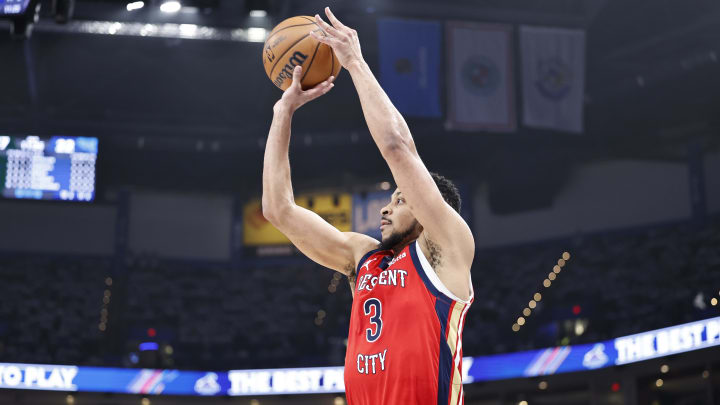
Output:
[262, 7, 474, 404]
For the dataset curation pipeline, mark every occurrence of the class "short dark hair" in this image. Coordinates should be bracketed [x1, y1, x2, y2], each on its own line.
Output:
[430, 172, 461, 213]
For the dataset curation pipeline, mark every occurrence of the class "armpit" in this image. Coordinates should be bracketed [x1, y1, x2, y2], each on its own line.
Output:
[346, 264, 356, 293]
[426, 237, 442, 269]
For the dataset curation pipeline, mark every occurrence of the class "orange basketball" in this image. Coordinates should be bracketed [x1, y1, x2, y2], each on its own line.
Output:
[262, 16, 342, 91]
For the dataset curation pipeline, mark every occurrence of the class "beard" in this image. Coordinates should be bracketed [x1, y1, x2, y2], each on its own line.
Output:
[378, 220, 419, 251]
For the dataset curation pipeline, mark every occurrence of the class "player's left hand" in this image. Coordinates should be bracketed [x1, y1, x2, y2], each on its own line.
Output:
[310, 7, 364, 70]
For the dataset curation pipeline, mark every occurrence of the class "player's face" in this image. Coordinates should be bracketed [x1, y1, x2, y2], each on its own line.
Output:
[379, 189, 420, 249]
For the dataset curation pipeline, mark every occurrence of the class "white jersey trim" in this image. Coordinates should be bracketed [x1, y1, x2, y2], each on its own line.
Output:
[414, 241, 474, 304]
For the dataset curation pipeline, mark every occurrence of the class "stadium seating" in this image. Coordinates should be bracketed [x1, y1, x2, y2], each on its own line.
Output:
[0, 217, 718, 369]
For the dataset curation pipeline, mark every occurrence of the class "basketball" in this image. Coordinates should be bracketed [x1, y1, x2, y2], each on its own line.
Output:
[262, 16, 342, 91]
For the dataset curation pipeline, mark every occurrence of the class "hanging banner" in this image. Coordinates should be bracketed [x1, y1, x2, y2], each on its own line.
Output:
[520, 26, 586, 133]
[378, 18, 442, 118]
[446, 22, 516, 132]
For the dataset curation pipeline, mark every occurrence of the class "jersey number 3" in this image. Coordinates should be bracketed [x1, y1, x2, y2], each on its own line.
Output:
[363, 298, 383, 342]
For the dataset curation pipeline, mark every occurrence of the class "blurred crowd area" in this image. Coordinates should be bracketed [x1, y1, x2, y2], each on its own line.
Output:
[0, 216, 718, 370]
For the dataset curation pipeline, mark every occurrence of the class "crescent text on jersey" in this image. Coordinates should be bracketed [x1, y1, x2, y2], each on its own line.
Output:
[356, 269, 408, 292]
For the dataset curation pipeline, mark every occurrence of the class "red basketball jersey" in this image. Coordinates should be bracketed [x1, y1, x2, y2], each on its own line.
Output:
[344, 240, 474, 405]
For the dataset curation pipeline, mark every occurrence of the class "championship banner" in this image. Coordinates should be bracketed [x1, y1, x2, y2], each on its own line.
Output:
[243, 193, 352, 248]
[378, 18, 442, 118]
[446, 23, 516, 132]
[520, 26, 585, 133]
[352, 190, 392, 240]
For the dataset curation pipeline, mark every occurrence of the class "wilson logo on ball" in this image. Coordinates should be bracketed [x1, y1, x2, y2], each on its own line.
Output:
[264, 46, 276, 64]
[273, 51, 308, 88]
[262, 15, 341, 90]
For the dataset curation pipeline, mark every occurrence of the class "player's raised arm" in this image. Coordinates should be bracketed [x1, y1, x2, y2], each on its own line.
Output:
[262, 65, 378, 278]
[311, 8, 474, 267]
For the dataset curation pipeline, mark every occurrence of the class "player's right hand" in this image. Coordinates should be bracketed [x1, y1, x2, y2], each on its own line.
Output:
[274, 66, 335, 113]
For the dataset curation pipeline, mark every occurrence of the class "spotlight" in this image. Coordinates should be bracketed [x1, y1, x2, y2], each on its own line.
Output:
[127, 1, 145, 11]
[246, 0, 269, 18]
[160, 1, 181, 13]
[247, 27, 267, 42]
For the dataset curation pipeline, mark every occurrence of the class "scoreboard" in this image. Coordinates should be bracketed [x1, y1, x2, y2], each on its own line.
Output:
[0, 0, 30, 15]
[0, 135, 98, 202]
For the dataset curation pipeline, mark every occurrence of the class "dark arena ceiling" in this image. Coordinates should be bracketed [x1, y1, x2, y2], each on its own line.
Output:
[0, 0, 718, 193]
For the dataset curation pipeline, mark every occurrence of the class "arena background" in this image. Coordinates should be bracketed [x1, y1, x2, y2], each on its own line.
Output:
[0, 0, 719, 404]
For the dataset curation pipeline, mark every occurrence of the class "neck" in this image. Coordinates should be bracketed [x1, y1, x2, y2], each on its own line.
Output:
[391, 236, 419, 256]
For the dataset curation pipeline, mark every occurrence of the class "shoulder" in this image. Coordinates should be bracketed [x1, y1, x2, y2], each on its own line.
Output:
[346, 232, 380, 266]
[341, 232, 379, 286]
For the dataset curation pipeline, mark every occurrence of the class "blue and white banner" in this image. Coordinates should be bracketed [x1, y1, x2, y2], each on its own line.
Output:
[446, 23, 516, 132]
[352, 191, 392, 240]
[520, 26, 585, 133]
[378, 18, 442, 118]
[227, 366, 345, 395]
[614, 317, 720, 365]
[1, 317, 718, 395]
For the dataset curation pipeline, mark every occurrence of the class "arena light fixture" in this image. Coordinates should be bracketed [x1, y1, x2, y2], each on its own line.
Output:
[160, 1, 181, 13]
[246, 27, 267, 42]
[126, 1, 144, 11]
[178, 23, 197, 37]
[249, 10, 267, 17]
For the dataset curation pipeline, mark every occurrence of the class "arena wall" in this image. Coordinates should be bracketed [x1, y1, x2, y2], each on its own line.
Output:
[128, 191, 233, 260]
[473, 159, 693, 247]
[0, 201, 116, 255]
[705, 151, 720, 214]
